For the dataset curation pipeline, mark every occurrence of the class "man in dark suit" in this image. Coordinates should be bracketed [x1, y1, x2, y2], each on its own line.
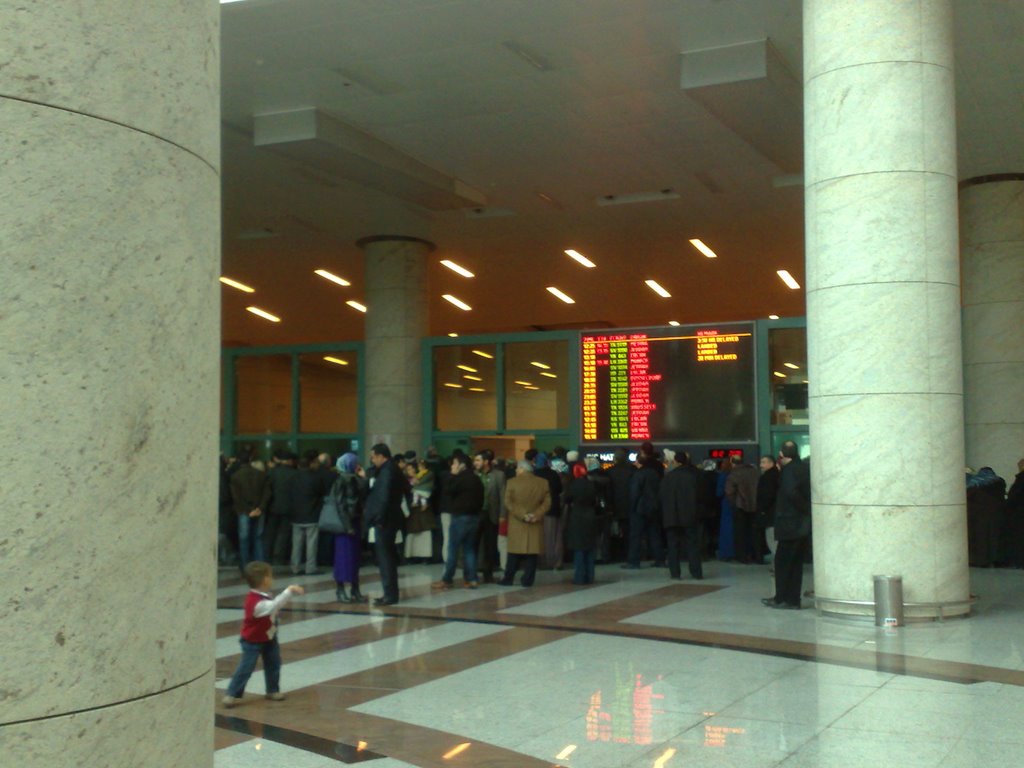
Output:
[659, 449, 703, 580]
[363, 443, 406, 606]
[762, 441, 811, 609]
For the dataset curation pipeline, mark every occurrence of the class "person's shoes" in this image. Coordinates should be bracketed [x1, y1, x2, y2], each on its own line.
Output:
[464, 581, 479, 589]
[497, 579, 514, 586]
[373, 597, 399, 607]
[777, 602, 802, 610]
[265, 692, 286, 701]
[335, 586, 352, 603]
[431, 581, 453, 590]
[481, 574, 494, 584]
[761, 597, 782, 608]
[620, 564, 641, 570]
[349, 588, 368, 603]
[221, 695, 242, 708]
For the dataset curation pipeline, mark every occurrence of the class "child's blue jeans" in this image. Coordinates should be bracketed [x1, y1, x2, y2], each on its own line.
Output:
[227, 637, 281, 697]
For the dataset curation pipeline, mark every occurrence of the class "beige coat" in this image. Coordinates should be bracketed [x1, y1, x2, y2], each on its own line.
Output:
[504, 473, 551, 555]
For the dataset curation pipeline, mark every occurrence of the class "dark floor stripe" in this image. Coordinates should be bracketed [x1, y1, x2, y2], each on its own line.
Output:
[261, 602, 1024, 688]
[215, 714, 385, 763]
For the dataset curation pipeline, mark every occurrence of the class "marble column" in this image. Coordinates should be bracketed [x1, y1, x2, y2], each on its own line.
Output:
[358, 236, 432, 455]
[804, 0, 969, 618]
[0, 3, 220, 766]
[961, 177, 1024, 483]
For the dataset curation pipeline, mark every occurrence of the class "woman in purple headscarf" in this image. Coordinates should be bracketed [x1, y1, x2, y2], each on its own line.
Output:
[332, 452, 368, 602]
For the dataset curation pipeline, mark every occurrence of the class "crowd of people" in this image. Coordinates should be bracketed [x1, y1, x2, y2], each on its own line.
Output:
[966, 460, 1024, 568]
[220, 440, 817, 607]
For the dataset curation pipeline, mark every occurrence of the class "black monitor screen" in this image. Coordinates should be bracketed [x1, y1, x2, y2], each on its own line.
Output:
[580, 323, 756, 443]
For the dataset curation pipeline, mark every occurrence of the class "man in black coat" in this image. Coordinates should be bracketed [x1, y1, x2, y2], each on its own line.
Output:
[755, 455, 780, 563]
[363, 443, 407, 606]
[659, 449, 703, 580]
[264, 451, 297, 566]
[434, 451, 486, 589]
[289, 450, 332, 575]
[762, 441, 811, 609]
[625, 446, 665, 569]
[607, 448, 636, 562]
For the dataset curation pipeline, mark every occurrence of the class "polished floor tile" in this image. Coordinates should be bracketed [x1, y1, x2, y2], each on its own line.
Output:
[213, 562, 1024, 767]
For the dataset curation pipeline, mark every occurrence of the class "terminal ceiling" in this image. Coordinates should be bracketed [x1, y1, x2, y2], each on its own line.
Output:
[220, 0, 1024, 347]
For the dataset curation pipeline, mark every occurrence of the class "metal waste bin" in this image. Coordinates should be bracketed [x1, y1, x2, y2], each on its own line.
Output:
[873, 574, 904, 627]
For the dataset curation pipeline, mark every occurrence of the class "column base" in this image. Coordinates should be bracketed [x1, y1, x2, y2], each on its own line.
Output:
[812, 593, 975, 621]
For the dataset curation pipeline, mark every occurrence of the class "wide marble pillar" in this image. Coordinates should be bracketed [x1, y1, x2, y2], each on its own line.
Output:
[0, 3, 220, 765]
[961, 177, 1024, 483]
[359, 236, 432, 455]
[804, 0, 969, 618]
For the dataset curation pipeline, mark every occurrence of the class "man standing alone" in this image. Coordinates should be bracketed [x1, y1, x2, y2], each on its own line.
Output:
[762, 442, 811, 610]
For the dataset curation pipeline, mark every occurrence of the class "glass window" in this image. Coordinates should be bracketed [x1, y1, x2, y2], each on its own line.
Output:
[433, 344, 498, 431]
[504, 340, 569, 431]
[235, 355, 292, 434]
[768, 328, 808, 426]
[299, 352, 358, 433]
[296, 437, 357, 464]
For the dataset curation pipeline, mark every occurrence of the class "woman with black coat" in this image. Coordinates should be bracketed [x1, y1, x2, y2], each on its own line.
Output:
[565, 463, 605, 584]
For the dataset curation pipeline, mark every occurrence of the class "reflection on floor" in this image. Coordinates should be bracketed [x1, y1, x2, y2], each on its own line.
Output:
[214, 562, 1024, 767]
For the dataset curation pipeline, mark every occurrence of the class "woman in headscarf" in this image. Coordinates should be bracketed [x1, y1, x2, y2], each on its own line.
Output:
[332, 452, 368, 602]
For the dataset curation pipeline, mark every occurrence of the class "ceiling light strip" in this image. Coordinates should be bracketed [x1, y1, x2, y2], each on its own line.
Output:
[546, 286, 575, 304]
[564, 249, 596, 268]
[442, 294, 472, 311]
[688, 239, 717, 258]
[246, 306, 281, 323]
[645, 279, 671, 298]
[440, 259, 475, 278]
[777, 270, 801, 290]
[220, 276, 255, 293]
[346, 300, 367, 313]
[314, 269, 351, 287]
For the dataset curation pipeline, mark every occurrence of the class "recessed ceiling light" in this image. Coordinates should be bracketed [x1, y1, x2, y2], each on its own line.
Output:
[440, 260, 475, 278]
[443, 383, 463, 389]
[346, 300, 367, 313]
[668, 320, 680, 327]
[524, 385, 540, 390]
[773, 371, 787, 378]
[472, 350, 494, 359]
[220, 276, 255, 293]
[448, 332, 459, 338]
[442, 294, 472, 311]
[784, 362, 800, 370]
[246, 306, 281, 323]
[689, 239, 718, 258]
[456, 364, 478, 373]
[323, 356, 349, 366]
[645, 279, 671, 298]
[546, 286, 575, 304]
[777, 270, 801, 290]
[514, 380, 533, 386]
[564, 249, 596, 268]
[768, 314, 780, 320]
[540, 372, 557, 378]
[314, 269, 351, 287]
[463, 375, 482, 381]
[530, 361, 550, 369]
[802, 380, 809, 384]
[468, 387, 486, 392]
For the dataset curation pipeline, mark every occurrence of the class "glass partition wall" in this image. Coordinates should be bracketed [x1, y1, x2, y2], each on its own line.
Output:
[223, 345, 363, 460]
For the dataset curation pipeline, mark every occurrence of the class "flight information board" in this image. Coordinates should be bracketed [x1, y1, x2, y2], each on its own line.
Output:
[580, 323, 756, 443]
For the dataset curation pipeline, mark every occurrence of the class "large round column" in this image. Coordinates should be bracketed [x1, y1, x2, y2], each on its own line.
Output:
[0, 3, 220, 766]
[359, 236, 432, 454]
[961, 177, 1024, 483]
[804, 0, 969, 618]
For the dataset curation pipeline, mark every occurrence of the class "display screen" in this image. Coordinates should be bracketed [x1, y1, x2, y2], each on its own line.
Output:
[580, 323, 756, 443]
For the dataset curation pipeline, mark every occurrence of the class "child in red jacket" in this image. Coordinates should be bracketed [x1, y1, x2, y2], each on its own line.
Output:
[222, 561, 304, 708]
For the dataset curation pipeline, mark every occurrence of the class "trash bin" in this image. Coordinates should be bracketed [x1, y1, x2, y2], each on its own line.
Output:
[873, 574, 904, 627]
